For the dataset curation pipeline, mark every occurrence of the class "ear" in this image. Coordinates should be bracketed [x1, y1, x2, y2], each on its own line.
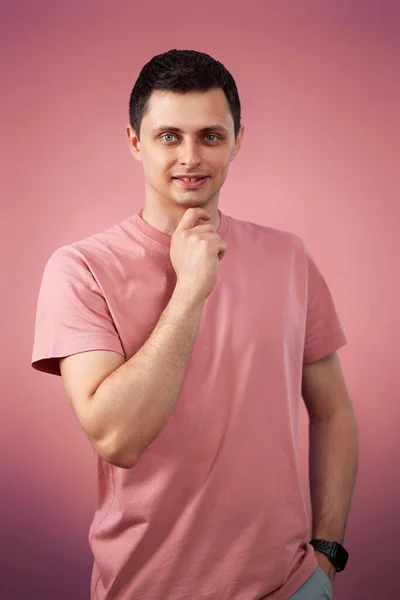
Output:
[126, 125, 142, 162]
[231, 125, 245, 161]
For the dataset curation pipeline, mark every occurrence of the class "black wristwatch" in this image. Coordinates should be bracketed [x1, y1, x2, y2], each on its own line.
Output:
[310, 539, 349, 572]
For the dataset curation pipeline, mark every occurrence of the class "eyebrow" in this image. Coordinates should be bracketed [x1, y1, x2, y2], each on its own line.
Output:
[151, 124, 229, 135]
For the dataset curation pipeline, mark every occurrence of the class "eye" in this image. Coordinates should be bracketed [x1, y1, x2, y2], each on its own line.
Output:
[160, 133, 221, 143]
[161, 134, 177, 143]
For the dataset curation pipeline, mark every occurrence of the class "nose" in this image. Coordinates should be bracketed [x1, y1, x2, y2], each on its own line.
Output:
[178, 141, 202, 168]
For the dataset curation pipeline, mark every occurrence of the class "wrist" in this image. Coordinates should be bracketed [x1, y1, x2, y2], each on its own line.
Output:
[310, 538, 349, 572]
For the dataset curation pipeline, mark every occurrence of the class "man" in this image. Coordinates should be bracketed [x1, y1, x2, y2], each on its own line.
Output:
[31, 49, 358, 599]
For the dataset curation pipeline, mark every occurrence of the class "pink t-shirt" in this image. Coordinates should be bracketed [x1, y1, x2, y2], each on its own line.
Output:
[31, 209, 348, 600]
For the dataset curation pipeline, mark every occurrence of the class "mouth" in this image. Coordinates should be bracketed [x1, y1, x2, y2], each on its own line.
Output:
[172, 176, 209, 189]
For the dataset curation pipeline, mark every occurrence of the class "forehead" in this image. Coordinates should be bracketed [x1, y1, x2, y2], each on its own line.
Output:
[142, 88, 233, 133]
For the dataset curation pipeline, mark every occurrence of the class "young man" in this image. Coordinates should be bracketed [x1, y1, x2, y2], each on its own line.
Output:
[31, 49, 358, 600]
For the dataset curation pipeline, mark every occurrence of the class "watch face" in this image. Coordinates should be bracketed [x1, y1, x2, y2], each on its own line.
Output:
[333, 543, 349, 569]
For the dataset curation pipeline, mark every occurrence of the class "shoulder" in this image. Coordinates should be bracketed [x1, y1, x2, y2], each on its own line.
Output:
[46, 217, 130, 271]
[226, 213, 306, 253]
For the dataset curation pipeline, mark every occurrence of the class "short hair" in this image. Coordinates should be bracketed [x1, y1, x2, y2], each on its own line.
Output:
[129, 49, 241, 141]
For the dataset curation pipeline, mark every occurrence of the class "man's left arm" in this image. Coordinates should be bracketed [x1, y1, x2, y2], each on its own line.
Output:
[301, 351, 359, 586]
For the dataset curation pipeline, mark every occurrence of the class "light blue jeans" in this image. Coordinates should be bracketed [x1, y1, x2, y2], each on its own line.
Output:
[288, 565, 333, 599]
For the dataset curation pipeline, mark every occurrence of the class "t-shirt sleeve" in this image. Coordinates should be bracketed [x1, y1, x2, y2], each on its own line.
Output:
[31, 247, 125, 377]
[301, 241, 348, 363]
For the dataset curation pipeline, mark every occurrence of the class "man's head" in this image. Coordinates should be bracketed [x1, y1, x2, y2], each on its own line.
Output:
[126, 49, 244, 217]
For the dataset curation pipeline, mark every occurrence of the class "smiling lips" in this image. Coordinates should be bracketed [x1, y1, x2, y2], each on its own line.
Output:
[173, 176, 209, 188]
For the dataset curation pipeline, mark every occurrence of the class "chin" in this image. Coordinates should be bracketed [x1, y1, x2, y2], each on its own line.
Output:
[170, 192, 208, 204]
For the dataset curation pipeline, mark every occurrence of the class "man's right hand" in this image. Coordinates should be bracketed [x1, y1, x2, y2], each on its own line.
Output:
[170, 207, 227, 301]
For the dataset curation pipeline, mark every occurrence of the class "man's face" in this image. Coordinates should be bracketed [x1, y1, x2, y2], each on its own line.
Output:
[127, 88, 244, 212]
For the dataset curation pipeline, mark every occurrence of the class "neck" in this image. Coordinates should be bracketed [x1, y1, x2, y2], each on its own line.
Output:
[139, 205, 220, 236]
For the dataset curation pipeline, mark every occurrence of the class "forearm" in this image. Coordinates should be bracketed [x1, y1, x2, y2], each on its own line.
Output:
[309, 408, 359, 542]
[92, 284, 206, 468]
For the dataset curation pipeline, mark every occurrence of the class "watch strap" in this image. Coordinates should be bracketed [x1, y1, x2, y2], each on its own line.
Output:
[310, 538, 349, 572]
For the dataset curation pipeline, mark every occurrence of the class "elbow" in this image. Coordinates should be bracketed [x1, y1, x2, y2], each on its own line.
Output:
[103, 448, 138, 470]
[109, 443, 139, 469]
[108, 454, 137, 469]
[93, 435, 139, 470]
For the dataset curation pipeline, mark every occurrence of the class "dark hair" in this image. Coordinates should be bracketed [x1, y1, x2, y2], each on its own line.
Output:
[129, 49, 241, 141]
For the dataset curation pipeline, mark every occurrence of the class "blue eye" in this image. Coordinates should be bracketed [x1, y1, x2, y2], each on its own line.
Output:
[160, 134, 220, 143]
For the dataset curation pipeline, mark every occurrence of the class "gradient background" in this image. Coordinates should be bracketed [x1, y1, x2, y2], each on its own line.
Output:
[2, 1, 399, 598]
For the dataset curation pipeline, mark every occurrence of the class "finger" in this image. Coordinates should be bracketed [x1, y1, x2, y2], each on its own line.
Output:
[175, 208, 211, 233]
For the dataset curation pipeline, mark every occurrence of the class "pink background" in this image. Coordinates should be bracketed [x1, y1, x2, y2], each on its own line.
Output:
[2, 1, 399, 598]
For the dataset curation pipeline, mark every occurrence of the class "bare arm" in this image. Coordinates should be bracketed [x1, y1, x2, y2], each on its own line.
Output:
[90, 284, 206, 468]
[308, 409, 358, 585]
[60, 207, 225, 470]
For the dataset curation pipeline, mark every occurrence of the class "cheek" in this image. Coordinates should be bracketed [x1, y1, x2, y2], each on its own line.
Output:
[144, 156, 167, 179]
[214, 150, 231, 169]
